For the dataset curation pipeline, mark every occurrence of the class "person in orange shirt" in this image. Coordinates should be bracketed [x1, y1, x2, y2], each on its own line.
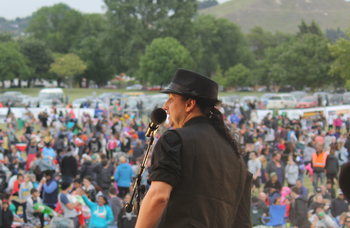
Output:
[311, 142, 328, 192]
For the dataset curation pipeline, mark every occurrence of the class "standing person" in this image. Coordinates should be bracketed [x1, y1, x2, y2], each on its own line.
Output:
[80, 154, 94, 180]
[83, 176, 96, 203]
[289, 186, 310, 228]
[114, 156, 133, 199]
[96, 159, 113, 197]
[131, 139, 144, 164]
[136, 69, 252, 228]
[312, 143, 328, 191]
[108, 187, 122, 228]
[248, 151, 262, 193]
[18, 174, 33, 223]
[77, 189, 114, 228]
[1, 199, 13, 228]
[325, 147, 339, 186]
[26, 138, 38, 172]
[265, 152, 285, 185]
[285, 155, 299, 188]
[26, 188, 42, 228]
[304, 141, 316, 166]
[58, 182, 81, 228]
[60, 148, 78, 183]
[42, 170, 58, 210]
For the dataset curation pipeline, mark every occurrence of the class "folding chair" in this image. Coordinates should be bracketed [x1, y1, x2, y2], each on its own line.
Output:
[251, 207, 265, 226]
[262, 205, 286, 227]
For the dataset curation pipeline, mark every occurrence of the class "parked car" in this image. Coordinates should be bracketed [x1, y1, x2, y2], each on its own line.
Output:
[240, 96, 259, 106]
[0, 91, 23, 106]
[38, 88, 65, 103]
[102, 85, 117, 89]
[266, 94, 297, 109]
[329, 94, 344, 105]
[260, 93, 276, 105]
[219, 95, 241, 107]
[39, 99, 63, 109]
[147, 85, 165, 91]
[296, 96, 318, 109]
[72, 98, 106, 109]
[126, 84, 143, 90]
[290, 91, 308, 102]
[313, 92, 331, 106]
[236, 87, 254, 92]
[22, 97, 40, 108]
[343, 92, 350, 104]
[98, 92, 122, 100]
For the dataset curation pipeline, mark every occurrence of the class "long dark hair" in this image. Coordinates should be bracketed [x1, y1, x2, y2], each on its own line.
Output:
[182, 96, 242, 156]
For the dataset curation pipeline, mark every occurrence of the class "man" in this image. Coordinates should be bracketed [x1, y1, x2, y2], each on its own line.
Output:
[259, 192, 268, 207]
[42, 170, 58, 210]
[264, 172, 282, 196]
[108, 187, 123, 228]
[131, 139, 144, 164]
[295, 179, 309, 198]
[114, 156, 133, 199]
[248, 151, 262, 193]
[60, 148, 78, 183]
[58, 182, 81, 228]
[344, 216, 350, 228]
[88, 135, 101, 153]
[289, 186, 310, 228]
[309, 207, 337, 228]
[320, 184, 332, 200]
[265, 152, 285, 184]
[136, 69, 252, 228]
[312, 142, 328, 192]
[331, 189, 349, 218]
[26, 188, 42, 228]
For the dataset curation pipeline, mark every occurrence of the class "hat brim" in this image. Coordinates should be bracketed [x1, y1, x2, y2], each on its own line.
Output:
[160, 88, 221, 106]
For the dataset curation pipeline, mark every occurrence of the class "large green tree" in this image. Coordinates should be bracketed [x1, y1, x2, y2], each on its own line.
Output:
[193, 15, 254, 77]
[0, 32, 13, 42]
[0, 42, 31, 92]
[26, 3, 83, 53]
[18, 38, 55, 87]
[224, 64, 252, 88]
[49, 53, 87, 90]
[73, 14, 114, 87]
[103, 0, 198, 77]
[139, 37, 194, 85]
[329, 30, 350, 89]
[268, 34, 333, 90]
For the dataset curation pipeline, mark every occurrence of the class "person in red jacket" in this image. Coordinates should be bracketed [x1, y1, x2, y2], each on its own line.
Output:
[11, 174, 24, 196]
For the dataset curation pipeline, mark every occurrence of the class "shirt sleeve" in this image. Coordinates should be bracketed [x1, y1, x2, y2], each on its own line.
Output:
[148, 130, 182, 188]
[60, 193, 70, 205]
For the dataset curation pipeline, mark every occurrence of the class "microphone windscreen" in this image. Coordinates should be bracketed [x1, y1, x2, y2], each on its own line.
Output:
[150, 108, 167, 125]
[339, 162, 350, 200]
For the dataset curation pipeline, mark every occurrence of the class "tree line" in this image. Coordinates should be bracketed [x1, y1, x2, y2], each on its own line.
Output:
[0, 1, 349, 91]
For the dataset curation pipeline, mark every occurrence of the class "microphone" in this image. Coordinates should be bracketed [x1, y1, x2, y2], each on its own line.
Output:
[145, 108, 167, 137]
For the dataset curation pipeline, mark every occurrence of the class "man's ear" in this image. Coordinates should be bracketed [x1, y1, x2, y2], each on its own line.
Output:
[185, 99, 196, 113]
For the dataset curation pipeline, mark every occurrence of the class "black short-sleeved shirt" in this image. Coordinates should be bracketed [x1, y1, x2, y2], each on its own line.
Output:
[148, 130, 182, 188]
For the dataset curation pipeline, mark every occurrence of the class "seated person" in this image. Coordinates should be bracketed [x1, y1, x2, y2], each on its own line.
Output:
[308, 207, 337, 228]
[309, 194, 324, 214]
[264, 172, 282, 195]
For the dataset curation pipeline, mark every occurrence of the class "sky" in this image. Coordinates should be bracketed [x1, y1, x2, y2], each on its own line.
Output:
[0, 0, 230, 20]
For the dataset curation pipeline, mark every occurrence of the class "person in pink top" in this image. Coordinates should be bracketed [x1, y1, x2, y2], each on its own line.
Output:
[315, 131, 325, 145]
[333, 115, 343, 131]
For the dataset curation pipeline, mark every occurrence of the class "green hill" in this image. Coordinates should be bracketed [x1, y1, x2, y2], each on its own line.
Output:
[199, 0, 350, 33]
[0, 16, 32, 36]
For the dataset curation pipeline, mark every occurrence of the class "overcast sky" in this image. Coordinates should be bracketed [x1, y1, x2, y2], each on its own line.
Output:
[1, 0, 230, 20]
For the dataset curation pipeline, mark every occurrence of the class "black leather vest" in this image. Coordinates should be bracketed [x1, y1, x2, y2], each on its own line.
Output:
[157, 117, 252, 228]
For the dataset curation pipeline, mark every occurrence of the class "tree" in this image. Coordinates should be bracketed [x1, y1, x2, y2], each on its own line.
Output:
[0, 42, 31, 92]
[139, 37, 194, 85]
[329, 30, 350, 89]
[193, 15, 254, 77]
[268, 34, 333, 90]
[49, 53, 87, 91]
[73, 14, 114, 87]
[297, 19, 323, 37]
[103, 0, 198, 77]
[0, 32, 13, 42]
[26, 3, 83, 53]
[225, 64, 252, 88]
[247, 26, 291, 60]
[18, 38, 55, 87]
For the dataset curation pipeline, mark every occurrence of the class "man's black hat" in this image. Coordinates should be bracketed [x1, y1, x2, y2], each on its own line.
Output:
[160, 69, 221, 105]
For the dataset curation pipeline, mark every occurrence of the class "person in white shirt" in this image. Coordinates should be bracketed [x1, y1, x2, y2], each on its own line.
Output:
[248, 151, 262, 193]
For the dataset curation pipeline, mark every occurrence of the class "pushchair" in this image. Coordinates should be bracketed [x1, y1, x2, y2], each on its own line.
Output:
[0, 170, 8, 192]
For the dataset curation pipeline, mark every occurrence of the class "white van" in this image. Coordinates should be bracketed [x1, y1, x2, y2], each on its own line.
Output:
[38, 88, 65, 103]
[266, 94, 297, 109]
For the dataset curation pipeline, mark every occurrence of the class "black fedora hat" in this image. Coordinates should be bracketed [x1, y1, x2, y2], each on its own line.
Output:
[160, 69, 221, 105]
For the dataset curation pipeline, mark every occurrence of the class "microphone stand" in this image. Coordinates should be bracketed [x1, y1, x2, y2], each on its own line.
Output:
[125, 123, 159, 215]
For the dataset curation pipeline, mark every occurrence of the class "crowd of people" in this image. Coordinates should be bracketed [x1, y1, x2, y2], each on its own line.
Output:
[0, 98, 349, 228]
[222, 101, 350, 228]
